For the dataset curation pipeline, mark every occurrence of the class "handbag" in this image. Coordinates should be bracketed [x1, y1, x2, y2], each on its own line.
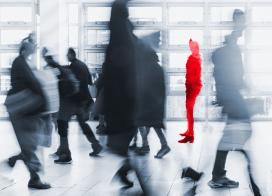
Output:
[4, 89, 44, 116]
[34, 69, 60, 114]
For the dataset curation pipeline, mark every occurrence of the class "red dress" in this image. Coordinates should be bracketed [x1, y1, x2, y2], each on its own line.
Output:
[185, 54, 202, 136]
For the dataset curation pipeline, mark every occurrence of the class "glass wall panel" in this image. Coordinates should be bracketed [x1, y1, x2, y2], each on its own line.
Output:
[168, 7, 203, 24]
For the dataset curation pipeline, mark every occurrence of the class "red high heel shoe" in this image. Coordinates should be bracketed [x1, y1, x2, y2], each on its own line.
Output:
[178, 135, 194, 143]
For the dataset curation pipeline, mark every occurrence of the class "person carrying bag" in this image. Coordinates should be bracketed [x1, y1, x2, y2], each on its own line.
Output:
[5, 41, 51, 190]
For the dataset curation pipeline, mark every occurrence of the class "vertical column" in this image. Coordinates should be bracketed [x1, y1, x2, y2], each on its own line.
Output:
[40, 0, 68, 65]
[203, 0, 209, 124]
[59, 0, 69, 65]
[162, 1, 170, 119]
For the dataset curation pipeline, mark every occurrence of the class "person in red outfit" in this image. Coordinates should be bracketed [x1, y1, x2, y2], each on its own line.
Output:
[179, 39, 202, 143]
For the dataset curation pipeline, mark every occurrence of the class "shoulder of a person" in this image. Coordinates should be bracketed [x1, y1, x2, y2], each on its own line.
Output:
[187, 55, 197, 63]
[214, 46, 225, 53]
[188, 54, 194, 59]
[12, 56, 27, 69]
[76, 59, 88, 68]
[13, 55, 23, 64]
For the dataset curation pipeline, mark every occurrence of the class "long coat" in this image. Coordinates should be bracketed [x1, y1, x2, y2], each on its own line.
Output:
[103, 45, 137, 134]
[212, 42, 249, 119]
[136, 40, 166, 129]
[103, 0, 137, 135]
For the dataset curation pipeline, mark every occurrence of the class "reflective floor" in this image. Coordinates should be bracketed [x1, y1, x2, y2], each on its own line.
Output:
[0, 121, 271, 196]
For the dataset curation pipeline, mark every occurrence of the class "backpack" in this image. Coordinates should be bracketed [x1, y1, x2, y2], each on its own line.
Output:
[34, 69, 60, 114]
[58, 66, 80, 97]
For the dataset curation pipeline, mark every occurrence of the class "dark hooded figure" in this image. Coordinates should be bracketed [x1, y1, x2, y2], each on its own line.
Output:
[133, 39, 171, 158]
[104, 0, 136, 139]
[136, 40, 165, 130]
[103, 0, 151, 194]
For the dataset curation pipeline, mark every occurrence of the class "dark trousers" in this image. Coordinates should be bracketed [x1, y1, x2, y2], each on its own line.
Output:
[212, 150, 261, 196]
[15, 139, 41, 180]
[21, 145, 41, 180]
[57, 119, 96, 139]
[9, 115, 42, 181]
[57, 118, 97, 154]
[212, 150, 228, 180]
[139, 126, 168, 147]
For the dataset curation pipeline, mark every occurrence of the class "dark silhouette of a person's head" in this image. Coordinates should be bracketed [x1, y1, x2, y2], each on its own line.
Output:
[233, 9, 246, 31]
[108, 0, 133, 47]
[67, 47, 76, 62]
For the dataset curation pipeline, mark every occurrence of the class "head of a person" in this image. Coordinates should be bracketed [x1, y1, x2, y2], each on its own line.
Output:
[233, 9, 246, 32]
[42, 47, 55, 64]
[28, 32, 36, 44]
[108, 0, 134, 48]
[21, 32, 36, 46]
[111, 0, 129, 20]
[19, 42, 35, 58]
[189, 39, 200, 56]
[67, 47, 76, 62]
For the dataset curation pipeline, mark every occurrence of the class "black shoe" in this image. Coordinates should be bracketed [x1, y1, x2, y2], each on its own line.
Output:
[128, 143, 137, 150]
[208, 177, 239, 189]
[89, 143, 103, 156]
[28, 179, 51, 189]
[49, 150, 62, 158]
[54, 154, 72, 164]
[113, 170, 134, 188]
[7, 154, 24, 168]
[96, 123, 106, 130]
[181, 167, 203, 181]
[154, 145, 171, 159]
[7, 157, 17, 168]
[135, 146, 150, 155]
[96, 128, 106, 135]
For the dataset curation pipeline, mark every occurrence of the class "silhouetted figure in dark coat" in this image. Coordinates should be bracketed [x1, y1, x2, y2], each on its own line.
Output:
[103, 0, 151, 194]
[53, 48, 102, 164]
[103, 3, 137, 135]
[134, 39, 171, 159]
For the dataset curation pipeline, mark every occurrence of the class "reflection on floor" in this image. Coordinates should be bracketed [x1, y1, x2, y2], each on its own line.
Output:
[0, 121, 271, 196]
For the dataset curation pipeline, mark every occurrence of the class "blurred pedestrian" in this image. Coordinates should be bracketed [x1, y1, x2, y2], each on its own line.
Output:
[53, 48, 102, 164]
[208, 10, 261, 196]
[134, 39, 171, 158]
[5, 42, 51, 189]
[103, 0, 152, 194]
